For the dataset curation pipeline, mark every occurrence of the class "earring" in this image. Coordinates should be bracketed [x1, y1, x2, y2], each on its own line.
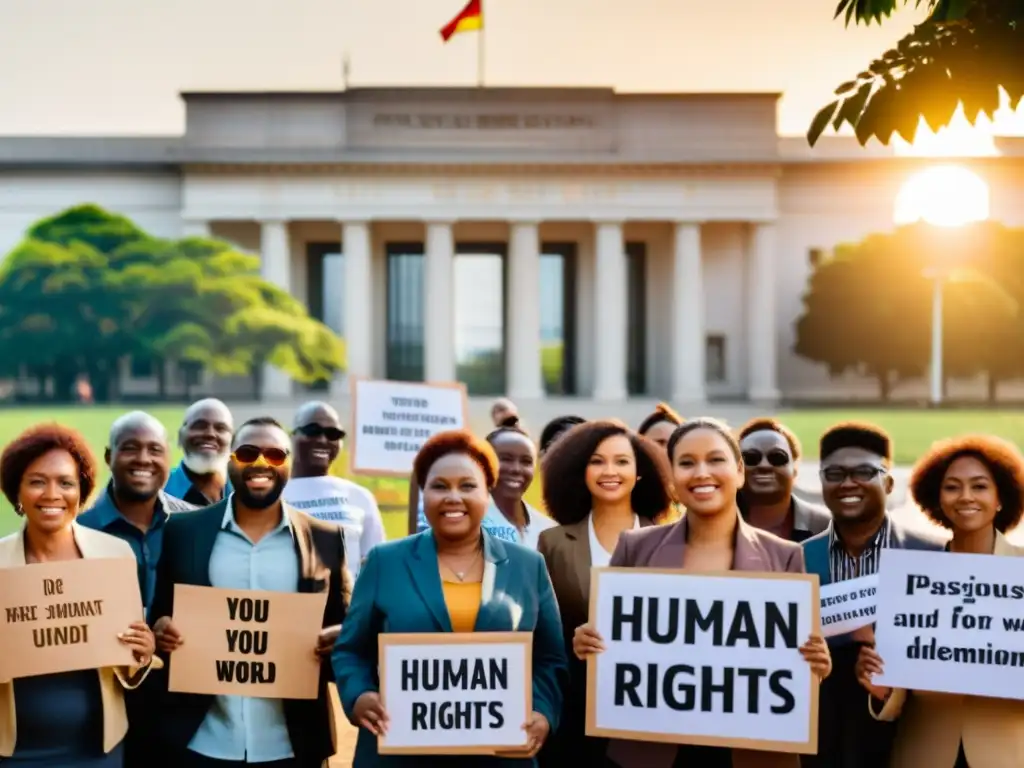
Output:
[15, 502, 24, 516]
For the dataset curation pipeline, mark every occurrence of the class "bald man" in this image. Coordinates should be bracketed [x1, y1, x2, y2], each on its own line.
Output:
[165, 397, 234, 506]
[282, 401, 386, 579]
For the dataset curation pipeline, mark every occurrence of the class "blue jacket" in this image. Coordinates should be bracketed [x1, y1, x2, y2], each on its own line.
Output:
[332, 531, 568, 767]
[164, 463, 232, 506]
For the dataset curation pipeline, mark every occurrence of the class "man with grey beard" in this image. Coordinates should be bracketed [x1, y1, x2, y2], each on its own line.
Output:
[165, 398, 234, 507]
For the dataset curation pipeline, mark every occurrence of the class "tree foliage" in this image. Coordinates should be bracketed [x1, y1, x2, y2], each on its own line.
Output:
[808, 0, 1023, 146]
[0, 205, 345, 401]
[794, 221, 1024, 399]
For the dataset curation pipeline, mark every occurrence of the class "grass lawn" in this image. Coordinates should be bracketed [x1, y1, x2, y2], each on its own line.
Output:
[1, 405, 1022, 537]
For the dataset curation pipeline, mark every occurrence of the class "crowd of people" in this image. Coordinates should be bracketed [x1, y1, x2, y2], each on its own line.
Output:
[0, 394, 1022, 768]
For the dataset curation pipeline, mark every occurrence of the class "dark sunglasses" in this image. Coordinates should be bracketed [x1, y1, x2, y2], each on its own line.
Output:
[820, 465, 887, 483]
[742, 449, 791, 468]
[231, 445, 290, 466]
[294, 424, 345, 441]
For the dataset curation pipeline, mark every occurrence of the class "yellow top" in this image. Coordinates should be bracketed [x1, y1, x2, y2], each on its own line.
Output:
[442, 580, 482, 633]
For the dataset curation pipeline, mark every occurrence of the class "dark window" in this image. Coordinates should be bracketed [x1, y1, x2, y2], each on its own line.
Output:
[626, 241, 647, 396]
[386, 243, 425, 382]
[539, 242, 577, 395]
[706, 334, 726, 383]
[130, 357, 155, 379]
[454, 242, 506, 396]
[306, 242, 344, 391]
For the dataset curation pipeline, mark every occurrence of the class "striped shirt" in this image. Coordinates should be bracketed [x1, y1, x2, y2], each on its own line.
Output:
[827, 515, 892, 583]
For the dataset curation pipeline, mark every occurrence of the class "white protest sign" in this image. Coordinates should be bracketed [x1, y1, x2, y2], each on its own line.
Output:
[378, 632, 531, 755]
[819, 574, 878, 638]
[874, 548, 1024, 700]
[350, 379, 468, 476]
[587, 568, 819, 754]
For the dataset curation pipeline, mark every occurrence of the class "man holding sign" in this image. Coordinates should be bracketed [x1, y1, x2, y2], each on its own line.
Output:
[149, 417, 350, 768]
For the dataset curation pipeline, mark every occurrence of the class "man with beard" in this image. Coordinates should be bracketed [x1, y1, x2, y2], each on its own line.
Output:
[165, 398, 234, 506]
[283, 401, 385, 579]
[800, 423, 943, 768]
[78, 410, 196, 768]
[737, 417, 830, 543]
[149, 417, 350, 767]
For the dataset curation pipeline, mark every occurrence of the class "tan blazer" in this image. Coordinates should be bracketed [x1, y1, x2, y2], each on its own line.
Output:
[605, 513, 807, 768]
[870, 531, 1024, 768]
[0, 522, 159, 757]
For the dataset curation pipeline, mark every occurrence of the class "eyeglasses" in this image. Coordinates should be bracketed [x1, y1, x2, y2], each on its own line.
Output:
[741, 449, 791, 468]
[231, 445, 290, 466]
[819, 465, 887, 483]
[294, 424, 346, 441]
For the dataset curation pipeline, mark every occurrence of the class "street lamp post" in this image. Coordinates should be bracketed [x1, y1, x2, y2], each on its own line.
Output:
[929, 271, 944, 406]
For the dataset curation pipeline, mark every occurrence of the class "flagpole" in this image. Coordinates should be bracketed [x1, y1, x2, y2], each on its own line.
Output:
[477, 0, 485, 87]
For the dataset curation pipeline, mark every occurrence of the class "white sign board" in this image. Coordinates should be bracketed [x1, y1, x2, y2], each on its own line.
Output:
[587, 568, 819, 754]
[350, 379, 468, 476]
[378, 632, 531, 755]
[874, 548, 1024, 701]
[820, 574, 878, 638]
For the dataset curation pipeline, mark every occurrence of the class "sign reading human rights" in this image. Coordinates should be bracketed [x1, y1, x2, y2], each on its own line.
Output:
[350, 379, 468, 476]
[874, 549, 1024, 700]
[819, 574, 878, 638]
[586, 568, 819, 754]
[0, 557, 142, 682]
[168, 585, 328, 699]
[378, 632, 531, 755]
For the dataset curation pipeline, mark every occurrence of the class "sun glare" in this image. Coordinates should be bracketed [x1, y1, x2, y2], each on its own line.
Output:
[893, 165, 990, 228]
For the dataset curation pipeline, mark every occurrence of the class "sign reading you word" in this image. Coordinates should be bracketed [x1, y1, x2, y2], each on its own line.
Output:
[875, 549, 1024, 701]
[169, 585, 328, 699]
[350, 379, 468, 476]
[0, 557, 141, 682]
[819, 574, 878, 638]
[378, 632, 531, 755]
[587, 568, 819, 754]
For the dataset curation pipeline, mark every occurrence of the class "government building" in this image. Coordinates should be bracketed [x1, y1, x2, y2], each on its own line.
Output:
[2, 87, 1023, 414]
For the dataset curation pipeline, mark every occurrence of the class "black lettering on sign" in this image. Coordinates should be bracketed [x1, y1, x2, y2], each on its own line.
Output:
[5, 605, 38, 623]
[409, 700, 504, 730]
[225, 628, 269, 655]
[610, 596, 799, 649]
[401, 658, 508, 691]
[33, 624, 89, 648]
[226, 597, 269, 623]
[43, 578, 64, 596]
[215, 660, 277, 684]
[611, 663, 796, 715]
[45, 600, 104, 621]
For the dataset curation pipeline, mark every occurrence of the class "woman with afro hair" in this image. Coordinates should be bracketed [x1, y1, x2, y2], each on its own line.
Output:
[857, 434, 1024, 768]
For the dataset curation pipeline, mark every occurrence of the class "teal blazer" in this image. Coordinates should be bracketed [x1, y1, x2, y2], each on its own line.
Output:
[332, 531, 568, 767]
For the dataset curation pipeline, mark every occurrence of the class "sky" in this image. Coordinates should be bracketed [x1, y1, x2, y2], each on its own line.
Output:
[0, 0, 1021, 141]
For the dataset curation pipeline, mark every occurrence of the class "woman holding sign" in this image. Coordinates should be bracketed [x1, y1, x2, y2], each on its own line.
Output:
[856, 435, 1024, 768]
[572, 418, 832, 768]
[332, 430, 568, 766]
[0, 424, 157, 766]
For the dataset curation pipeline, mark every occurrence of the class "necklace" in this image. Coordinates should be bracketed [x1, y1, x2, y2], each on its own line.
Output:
[442, 548, 482, 582]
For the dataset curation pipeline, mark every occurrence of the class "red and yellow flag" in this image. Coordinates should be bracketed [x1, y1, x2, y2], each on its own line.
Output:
[440, 0, 482, 42]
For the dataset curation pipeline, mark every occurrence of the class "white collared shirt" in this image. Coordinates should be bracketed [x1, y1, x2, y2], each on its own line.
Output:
[588, 511, 640, 567]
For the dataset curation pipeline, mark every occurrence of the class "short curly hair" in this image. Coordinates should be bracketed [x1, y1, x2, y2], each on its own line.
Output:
[909, 435, 1024, 534]
[738, 417, 802, 461]
[0, 423, 99, 510]
[637, 403, 684, 437]
[820, 421, 893, 465]
[540, 419, 674, 525]
[538, 415, 586, 456]
[413, 430, 500, 491]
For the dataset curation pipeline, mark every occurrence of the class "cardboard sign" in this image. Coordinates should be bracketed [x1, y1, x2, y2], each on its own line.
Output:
[0, 557, 142, 682]
[350, 379, 468, 476]
[587, 568, 819, 755]
[820, 574, 878, 638]
[168, 585, 328, 699]
[378, 632, 532, 755]
[874, 548, 1024, 701]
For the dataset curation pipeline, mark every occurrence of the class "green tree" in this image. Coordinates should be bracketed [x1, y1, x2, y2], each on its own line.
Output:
[0, 205, 345, 402]
[808, 0, 1023, 146]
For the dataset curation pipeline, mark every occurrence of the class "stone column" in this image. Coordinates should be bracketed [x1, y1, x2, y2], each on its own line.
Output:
[746, 222, 780, 402]
[672, 222, 707, 403]
[341, 220, 373, 386]
[592, 221, 628, 401]
[260, 219, 292, 400]
[507, 221, 544, 400]
[424, 221, 456, 383]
